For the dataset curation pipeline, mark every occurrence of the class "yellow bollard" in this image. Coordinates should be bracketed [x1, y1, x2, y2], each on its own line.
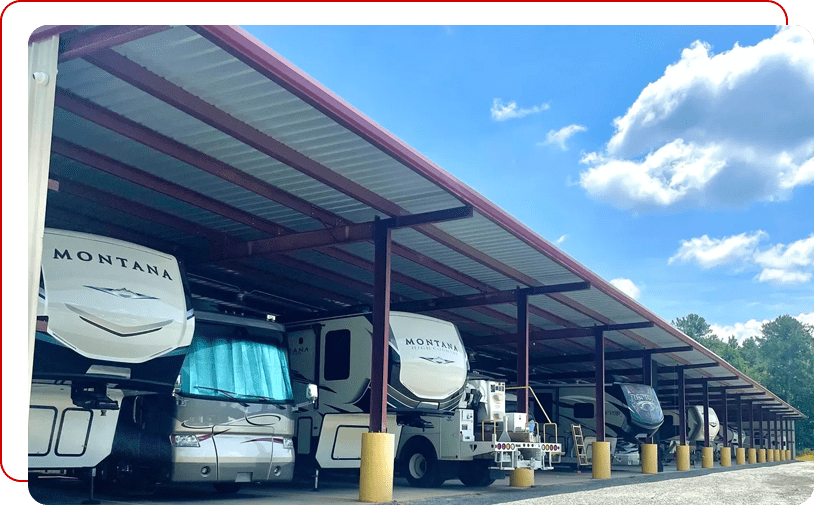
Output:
[641, 444, 657, 474]
[592, 441, 611, 479]
[736, 447, 746, 465]
[767, 448, 774, 462]
[786, 450, 791, 460]
[720, 446, 731, 467]
[758, 448, 766, 463]
[702, 446, 714, 468]
[748, 448, 757, 464]
[359, 432, 395, 503]
[775, 449, 781, 461]
[509, 468, 534, 487]
[676, 445, 690, 471]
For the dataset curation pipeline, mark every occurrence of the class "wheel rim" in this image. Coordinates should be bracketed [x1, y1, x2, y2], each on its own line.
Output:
[408, 453, 427, 479]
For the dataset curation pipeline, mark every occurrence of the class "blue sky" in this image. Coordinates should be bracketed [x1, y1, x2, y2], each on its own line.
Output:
[243, 25, 814, 341]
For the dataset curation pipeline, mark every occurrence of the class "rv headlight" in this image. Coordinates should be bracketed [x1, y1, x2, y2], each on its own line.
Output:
[170, 434, 200, 447]
[282, 438, 294, 450]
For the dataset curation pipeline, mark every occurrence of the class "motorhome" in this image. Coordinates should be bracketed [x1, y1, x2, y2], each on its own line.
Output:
[535, 383, 664, 467]
[286, 312, 559, 488]
[658, 406, 720, 464]
[98, 312, 305, 493]
[29, 229, 195, 475]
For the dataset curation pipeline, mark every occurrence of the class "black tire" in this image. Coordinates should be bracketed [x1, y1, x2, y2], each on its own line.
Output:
[214, 482, 242, 494]
[692, 448, 702, 466]
[400, 439, 443, 488]
[458, 462, 495, 487]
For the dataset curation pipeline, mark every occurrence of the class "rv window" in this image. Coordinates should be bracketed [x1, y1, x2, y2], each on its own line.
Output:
[573, 402, 594, 419]
[323, 329, 351, 381]
[180, 323, 293, 402]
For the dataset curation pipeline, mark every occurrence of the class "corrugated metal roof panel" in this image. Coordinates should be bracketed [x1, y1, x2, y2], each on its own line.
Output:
[38, 25, 802, 417]
[114, 27, 467, 218]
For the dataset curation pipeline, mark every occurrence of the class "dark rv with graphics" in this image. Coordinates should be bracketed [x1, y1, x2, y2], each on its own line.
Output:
[287, 312, 559, 488]
[536, 383, 664, 467]
[29, 229, 194, 475]
[99, 312, 306, 493]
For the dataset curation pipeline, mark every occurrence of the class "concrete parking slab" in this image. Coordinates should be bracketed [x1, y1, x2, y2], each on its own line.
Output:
[27, 461, 808, 505]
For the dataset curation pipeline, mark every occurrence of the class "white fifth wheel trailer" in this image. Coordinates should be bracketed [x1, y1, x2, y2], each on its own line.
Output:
[658, 406, 720, 464]
[98, 312, 309, 493]
[29, 229, 195, 475]
[286, 312, 559, 488]
[534, 383, 664, 467]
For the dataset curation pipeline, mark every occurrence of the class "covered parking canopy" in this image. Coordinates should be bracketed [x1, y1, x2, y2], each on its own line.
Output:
[29, 25, 804, 431]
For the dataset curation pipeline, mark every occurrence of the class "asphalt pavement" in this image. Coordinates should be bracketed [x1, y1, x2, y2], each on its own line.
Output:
[27, 461, 813, 505]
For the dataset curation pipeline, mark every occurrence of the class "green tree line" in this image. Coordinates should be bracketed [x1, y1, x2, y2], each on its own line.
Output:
[672, 314, 813, 451]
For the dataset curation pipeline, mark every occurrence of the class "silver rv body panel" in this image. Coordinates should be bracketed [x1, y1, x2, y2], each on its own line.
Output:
[167, 395, 295, 484]
[101, 312, 297, 488]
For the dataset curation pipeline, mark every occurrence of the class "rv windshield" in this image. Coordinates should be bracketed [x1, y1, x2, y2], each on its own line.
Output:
[180, 323, 293, 403]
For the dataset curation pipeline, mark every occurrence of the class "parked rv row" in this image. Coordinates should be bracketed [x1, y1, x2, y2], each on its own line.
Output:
[29, 230, 787, 496]
[29, 230, 560, 494]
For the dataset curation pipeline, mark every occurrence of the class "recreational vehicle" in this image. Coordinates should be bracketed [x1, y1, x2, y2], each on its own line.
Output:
[658, 406, 720, 464]
[750, 423, 786, 451]
[286, 312, 558, 488]
[535, 383, 664, 467]
[29, 229, 195, 474]
[98, 312, 308, 493]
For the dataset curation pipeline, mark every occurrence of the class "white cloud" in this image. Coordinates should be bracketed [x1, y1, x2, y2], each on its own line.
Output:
[578, 28, 814, 211]
[711, 318, 767, 343]
[609, 278, 641, 300]
[670, 232, 814, 284]
[541, 124, 587, 150]
[753, 234, 814, 270]
[556, 234, 568, 244]
[669, 231, 766, 269]
[711, 310, 814, 343]
[797, 310, 814, 327]
[490, 98, 549, 121]
[756, 268, 812, 284]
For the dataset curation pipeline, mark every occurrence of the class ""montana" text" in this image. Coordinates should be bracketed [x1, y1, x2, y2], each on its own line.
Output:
[53, 248, 173, 280]
[404, 338, 459, 352]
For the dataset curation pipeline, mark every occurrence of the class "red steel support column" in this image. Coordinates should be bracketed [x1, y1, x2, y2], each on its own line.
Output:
[721, 388, 729, 447]
[782, 417, 787, 454]
[678, 368, 687, 446]
[516, 290, 529, 414]
[595, 328, 605, 442]
[786, 418, 791, 455]
[749, 401, 756, 449]
[642, 354, 653, 444]
[703, 381, 710, 447]
[369, 217, 391, 433]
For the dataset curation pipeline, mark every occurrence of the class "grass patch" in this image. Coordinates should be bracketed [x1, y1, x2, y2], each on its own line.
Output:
[796, 448, 814, 461]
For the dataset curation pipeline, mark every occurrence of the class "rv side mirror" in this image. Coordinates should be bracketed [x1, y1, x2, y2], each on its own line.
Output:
[306, 384, 318, 404]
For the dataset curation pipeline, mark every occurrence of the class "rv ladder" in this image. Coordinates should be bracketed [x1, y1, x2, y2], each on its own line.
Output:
[572, 424, 589, 467]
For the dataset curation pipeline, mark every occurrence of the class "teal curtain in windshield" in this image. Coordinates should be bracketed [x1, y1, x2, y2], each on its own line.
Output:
[180, 326, 293, 402]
